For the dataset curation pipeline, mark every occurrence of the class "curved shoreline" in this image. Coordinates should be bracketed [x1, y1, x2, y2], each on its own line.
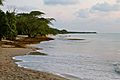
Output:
[13, 49, 81, 80]
[0, 47, 68, 80]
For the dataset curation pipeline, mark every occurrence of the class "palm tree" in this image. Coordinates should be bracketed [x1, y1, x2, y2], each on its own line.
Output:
[16, 11, 57, 37]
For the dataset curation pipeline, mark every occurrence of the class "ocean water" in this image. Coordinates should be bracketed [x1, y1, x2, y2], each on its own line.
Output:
[15, 33, 120, 80]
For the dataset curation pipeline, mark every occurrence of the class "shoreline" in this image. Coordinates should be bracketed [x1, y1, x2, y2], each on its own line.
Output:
[0, 38, 68, 80]
[14, 38, 82, 80]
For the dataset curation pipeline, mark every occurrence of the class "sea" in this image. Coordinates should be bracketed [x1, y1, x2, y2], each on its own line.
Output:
[14, 33, 120, 80]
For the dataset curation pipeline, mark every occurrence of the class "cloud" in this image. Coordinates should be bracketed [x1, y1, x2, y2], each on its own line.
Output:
[77, 0, 120, 18]
[43, 0, 79, 5]
[91, 2, 120, 12]
[5, 5, 37, 12]
[117, 0, 120, 3]
[77, 9, 90, 18]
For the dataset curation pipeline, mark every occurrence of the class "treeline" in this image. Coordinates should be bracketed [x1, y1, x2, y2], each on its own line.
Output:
[0, 10, 68, 41]
[67, 32, 97, 34]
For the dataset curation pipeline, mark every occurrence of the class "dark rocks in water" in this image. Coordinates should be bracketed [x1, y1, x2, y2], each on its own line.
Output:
[14, 60, 23, 62]
[65, 37, 85, 40]
[28, 51, 47, 55]
[67, 39, 85, 40]
[113, 64, 120, 73]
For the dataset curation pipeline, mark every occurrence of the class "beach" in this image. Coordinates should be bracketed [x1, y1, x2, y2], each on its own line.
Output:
[0, 40, 68, 80]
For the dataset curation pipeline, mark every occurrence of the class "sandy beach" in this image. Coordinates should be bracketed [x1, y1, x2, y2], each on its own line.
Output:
[0, 44, 68, 80]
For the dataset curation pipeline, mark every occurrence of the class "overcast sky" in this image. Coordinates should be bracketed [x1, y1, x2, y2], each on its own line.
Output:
[1, 0, 120, 33]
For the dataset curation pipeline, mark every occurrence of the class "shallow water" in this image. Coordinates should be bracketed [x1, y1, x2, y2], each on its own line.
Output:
[15, 33, 120, 80]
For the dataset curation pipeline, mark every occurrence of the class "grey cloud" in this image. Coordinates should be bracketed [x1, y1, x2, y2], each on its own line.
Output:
[91, 2, 120, 12]
[77, 9, 90, 18]
[77, 0, 120, 18]
[43, 0, 79, 5]
[117, 0, 120, 3]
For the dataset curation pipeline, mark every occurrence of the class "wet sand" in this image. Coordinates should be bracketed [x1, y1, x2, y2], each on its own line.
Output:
[0, 47, 68, 80]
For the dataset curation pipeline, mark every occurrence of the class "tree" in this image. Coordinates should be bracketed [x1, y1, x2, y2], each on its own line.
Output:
[37, 18, 55, 36]
[16, 11, 55, 37]
[0, 10, 7, 41]
[5, 11, 17, 40]
[0, 0, 5, 41]
[16, 13, 40, 37]
[16, 11, 67, 38]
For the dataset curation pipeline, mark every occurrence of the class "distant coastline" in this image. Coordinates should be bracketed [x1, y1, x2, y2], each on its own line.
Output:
[67, 31, 97, 34]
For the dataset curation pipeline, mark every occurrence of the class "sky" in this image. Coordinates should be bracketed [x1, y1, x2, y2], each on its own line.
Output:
[1, 0, 120, 33]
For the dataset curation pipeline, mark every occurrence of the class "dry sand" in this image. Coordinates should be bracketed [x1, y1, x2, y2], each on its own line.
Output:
[0, 47, 68, 80]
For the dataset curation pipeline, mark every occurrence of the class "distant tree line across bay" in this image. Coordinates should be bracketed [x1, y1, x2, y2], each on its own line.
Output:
[67, 32, 97, 34]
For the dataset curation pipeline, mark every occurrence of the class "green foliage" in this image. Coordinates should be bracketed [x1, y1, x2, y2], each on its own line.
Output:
[0, 10, 68, 41]
[16, 11, 61, 38]
[5, 11, 17, 40]
[0, 10, 17, 41]
[0, 10, 7, 40]
[30, 11, 44, 17]
[16, 12, 43, 37]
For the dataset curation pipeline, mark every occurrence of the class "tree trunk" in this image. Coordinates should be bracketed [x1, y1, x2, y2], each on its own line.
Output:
[28, 34, 31, 38]
[0, 36, 2, 41]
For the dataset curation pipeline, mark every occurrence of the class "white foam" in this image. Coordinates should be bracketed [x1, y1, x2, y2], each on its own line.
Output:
[60, 73, 81, 80]
[12, 57, 15, 60]
[16, 63, 22, 67]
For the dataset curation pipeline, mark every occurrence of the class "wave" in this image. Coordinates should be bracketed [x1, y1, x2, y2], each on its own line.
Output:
[61, 73, 82, 80]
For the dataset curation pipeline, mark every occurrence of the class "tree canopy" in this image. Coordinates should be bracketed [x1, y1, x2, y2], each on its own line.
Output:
[0, 10, 68, 41]
[0, 10, 17, 41]
[5, 11, 17, 40]
[16, 11, 56, 37]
